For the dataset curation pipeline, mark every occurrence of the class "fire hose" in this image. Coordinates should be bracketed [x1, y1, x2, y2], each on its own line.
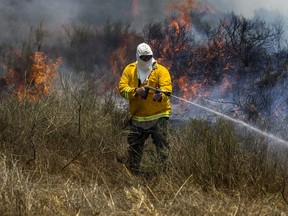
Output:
[143, 86, 172, 97]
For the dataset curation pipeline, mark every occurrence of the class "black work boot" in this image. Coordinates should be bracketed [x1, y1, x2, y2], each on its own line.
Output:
[126, 153, 141, 175]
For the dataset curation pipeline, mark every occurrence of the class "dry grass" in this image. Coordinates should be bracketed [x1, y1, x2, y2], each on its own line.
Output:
[0, 86, 288, 215]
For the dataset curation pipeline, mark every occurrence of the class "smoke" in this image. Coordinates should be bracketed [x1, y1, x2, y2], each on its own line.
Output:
[0, 0, 81, 44]
[0, 0, 287, 44]
[0, 0, 174, 44]
[205, 0, 288, 20]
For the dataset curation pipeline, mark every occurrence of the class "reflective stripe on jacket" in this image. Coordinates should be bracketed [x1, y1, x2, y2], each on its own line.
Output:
[118, 62, 172, 122]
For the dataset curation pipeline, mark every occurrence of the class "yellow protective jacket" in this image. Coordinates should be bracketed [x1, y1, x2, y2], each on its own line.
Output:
[119, 62, 172, 122]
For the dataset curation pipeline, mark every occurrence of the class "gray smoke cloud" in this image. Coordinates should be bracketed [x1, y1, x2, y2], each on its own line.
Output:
[0, 0, 81, 43]
[0, 0, 287, 44]
[205, 0, 288, 19]
[0, 0, 173, 43]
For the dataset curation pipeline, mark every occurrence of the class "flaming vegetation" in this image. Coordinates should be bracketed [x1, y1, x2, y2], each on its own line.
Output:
[7, 52, 61, 101]
[0, 0, 288, 214]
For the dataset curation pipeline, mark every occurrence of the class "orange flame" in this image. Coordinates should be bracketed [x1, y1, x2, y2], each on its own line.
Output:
[175, 76, 209, 100]
[7, 52, 61, 101]
[161, 0, 214, 99]
[167, 0, 197, 26]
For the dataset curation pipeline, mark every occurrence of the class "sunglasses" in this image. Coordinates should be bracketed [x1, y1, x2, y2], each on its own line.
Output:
[140, 55, 152, 62]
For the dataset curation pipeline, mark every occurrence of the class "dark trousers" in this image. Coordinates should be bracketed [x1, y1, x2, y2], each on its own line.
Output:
[127, 117, 169, 173]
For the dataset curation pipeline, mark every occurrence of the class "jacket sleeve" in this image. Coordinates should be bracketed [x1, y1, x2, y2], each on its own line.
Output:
[118, 65, 137, 99]
[158, 66, 172, 102]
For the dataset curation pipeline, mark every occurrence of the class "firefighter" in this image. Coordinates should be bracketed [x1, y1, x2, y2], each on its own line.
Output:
[118, 42, 172, 175]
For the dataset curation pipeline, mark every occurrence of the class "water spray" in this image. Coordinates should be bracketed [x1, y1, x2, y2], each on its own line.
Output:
[145, 86, 288, 147]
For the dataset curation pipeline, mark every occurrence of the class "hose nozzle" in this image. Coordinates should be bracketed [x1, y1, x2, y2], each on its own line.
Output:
[144, 86, 171, 96]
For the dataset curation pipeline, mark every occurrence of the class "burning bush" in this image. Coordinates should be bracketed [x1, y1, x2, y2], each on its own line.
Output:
[6, 52, 61, 101]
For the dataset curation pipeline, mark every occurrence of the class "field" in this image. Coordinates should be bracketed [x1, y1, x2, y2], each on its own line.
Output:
[0, 86, 288, 215]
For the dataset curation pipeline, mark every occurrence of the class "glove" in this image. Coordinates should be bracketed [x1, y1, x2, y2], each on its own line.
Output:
[135, 87, 146, 97]
[153, 92, 162, 102]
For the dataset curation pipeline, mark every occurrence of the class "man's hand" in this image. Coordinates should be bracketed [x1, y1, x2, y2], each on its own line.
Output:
[153, 92, 162, 102]
[135, 87, 146, 97]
